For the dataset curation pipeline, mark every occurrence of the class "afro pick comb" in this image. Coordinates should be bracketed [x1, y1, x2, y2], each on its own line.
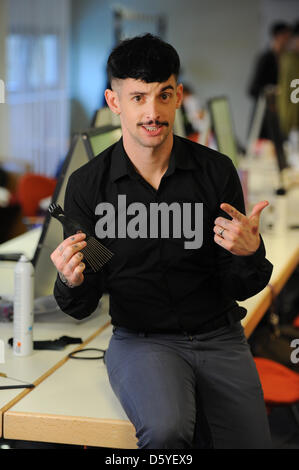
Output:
[48, 203, 114, 272]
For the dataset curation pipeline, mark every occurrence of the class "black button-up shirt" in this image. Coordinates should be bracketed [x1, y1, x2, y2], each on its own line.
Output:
[54, 135, 273, 333]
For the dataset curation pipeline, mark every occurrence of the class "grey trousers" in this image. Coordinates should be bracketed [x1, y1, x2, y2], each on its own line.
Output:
[104, 321, 272, 449]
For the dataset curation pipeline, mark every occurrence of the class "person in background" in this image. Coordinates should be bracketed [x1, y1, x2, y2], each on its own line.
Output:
[277, 21, 299, 140]
[247, 21, 291, 139]
[181, 84, 205, 137]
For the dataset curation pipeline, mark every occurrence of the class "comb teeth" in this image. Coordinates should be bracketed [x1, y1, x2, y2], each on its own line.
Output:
[81, 237, 114, 271]
[48, 203, 114, 271]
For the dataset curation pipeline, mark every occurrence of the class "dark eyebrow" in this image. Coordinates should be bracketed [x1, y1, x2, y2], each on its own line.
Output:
[160, 85, 174, 92]
[129, 91, 146, 96]
[129, 84, 175, 96]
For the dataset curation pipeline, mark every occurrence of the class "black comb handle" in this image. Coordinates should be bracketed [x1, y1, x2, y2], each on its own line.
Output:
[48, 203, 90, 237]
[48, 203, 114, 271]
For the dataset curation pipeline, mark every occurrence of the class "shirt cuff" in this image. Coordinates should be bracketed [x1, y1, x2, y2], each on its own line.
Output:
[55, 273, 89, 298]
[237, 235, 267, 266]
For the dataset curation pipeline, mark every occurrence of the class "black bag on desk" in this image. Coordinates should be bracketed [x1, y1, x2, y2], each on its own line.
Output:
[250, 324, 299, 373]
[276, 265, 299, 325]
[8, 335, 82, 350]
[250, 274, 299, 374]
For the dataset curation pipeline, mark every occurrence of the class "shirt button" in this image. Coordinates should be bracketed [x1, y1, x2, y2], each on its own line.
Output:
[183, 331, 194, 341]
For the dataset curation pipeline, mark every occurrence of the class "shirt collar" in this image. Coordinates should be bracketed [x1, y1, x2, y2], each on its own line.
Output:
[110, 135, 197, 183]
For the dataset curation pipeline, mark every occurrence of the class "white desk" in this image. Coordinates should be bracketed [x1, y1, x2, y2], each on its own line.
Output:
[0, 294, 111, 438]
[1, 220, 299, 447]
[0, 227, 41, 257]
[3, 230, 299, 448]
[4, 324, 137, 449]
[0, 227, 41, 299]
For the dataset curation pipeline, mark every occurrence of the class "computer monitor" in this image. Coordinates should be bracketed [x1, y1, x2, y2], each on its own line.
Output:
[246, 94, 267, 157]
[31, 135, 90, 298]
[82, 125, 122, 159]
[32, 125, 122, 299]
[207, 96, 239, 168]
[246, 91, 288, 173]
[173, 108, 186, 138]
[91, 106, 121, 129]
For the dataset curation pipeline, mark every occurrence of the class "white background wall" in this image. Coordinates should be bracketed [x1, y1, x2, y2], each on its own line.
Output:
[5, 0, 71, 175]
[70, 0, 298, 147]
[0, 0, 10, 159]
[1, 0, 298, 166]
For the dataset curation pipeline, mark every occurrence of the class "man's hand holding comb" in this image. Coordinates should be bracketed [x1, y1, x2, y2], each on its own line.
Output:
[50, 233, 87, 288]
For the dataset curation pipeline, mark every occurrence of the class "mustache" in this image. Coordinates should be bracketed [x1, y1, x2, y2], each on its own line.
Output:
[137, 120, 169, 127]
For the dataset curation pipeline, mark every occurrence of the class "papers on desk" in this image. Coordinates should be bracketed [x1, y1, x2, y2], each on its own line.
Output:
[34, 295, 60, 316]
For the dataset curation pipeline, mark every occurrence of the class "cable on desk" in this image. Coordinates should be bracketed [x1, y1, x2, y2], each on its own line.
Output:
[68, 348, 106, 362]
[0, 372, 35, 390]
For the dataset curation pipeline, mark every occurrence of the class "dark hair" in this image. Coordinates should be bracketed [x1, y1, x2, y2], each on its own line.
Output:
[107, 33, 180, 86]
[270, 21, 290, 37]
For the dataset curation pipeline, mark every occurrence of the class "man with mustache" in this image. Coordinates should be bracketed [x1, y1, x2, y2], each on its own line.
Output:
[51, 34, 273, 449]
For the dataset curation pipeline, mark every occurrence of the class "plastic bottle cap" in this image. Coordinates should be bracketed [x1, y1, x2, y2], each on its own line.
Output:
[275, 187, 286, 196]
[19, 255, 29, 262]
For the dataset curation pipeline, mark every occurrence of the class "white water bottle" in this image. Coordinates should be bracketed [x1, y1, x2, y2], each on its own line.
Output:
[13, 255, 34, 356]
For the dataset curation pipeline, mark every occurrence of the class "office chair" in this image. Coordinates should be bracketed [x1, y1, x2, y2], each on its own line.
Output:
[92, 107, 120, 128]
[254, 357, 299, 427]
[16, 173, 57, 227]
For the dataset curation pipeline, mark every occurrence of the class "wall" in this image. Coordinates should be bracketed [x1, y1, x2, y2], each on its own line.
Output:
[70, 0, 262, 145]
[1, 0, 297, 162]
[70, 0, 113, 133]
[0, 0, 10, 159]
[70, 0, 298, 145]
[1, 0, 71, 175]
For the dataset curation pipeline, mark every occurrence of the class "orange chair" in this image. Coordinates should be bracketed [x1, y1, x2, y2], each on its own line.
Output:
[16, 173, 57, 217]
[254, 357, 299, 426]
[293, 316, 299, 328]
[187, 132, 199, 143]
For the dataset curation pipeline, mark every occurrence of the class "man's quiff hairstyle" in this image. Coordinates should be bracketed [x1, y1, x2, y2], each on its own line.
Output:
[107, 33, 180, 86]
